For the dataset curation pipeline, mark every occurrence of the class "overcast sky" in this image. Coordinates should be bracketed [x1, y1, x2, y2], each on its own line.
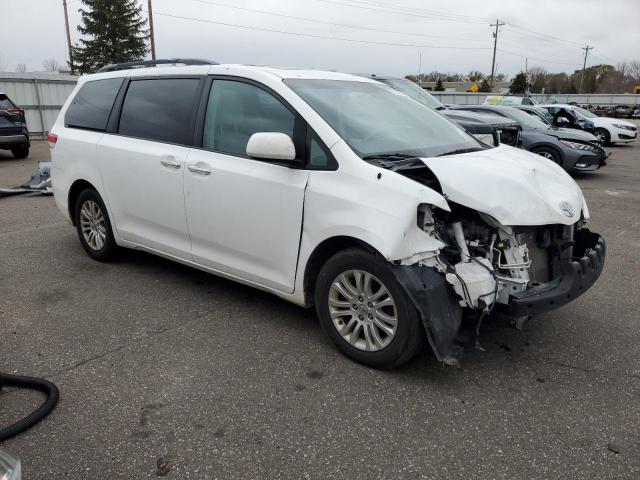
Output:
[1, 0, 639, 77]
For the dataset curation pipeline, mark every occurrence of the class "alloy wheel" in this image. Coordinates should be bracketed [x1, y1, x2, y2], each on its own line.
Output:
[328, 269, 398, 352]
[80, 200, 106, 251]
[537, 151, 555, 161]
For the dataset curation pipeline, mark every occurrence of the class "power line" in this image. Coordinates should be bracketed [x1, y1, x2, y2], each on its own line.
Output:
[497, 49, 582, 66]
[186, 0, 489, 43]
[506, 23, 584, 47]
[326, 0, 493, 22]
[154, 12, 493, 50]
[311, 0, 490, 24]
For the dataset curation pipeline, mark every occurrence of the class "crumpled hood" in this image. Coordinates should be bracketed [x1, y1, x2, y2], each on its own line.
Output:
[536, 126, 598, 143]
[420, 145, 585, 226]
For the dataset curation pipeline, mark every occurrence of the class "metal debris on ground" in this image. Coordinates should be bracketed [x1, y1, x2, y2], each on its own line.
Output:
[0, 162, 52, 197]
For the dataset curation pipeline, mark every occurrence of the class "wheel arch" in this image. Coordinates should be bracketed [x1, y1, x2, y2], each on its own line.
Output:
[530, 143, 564, 165]
[302, 235, 382, 305]
[67, 179, 98, 225]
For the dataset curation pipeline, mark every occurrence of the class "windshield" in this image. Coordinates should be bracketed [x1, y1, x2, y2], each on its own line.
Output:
[495, 106, 549, 129]
[285, 79, 481, 158]
[528, 108, 553, 124]
[572, 106, 597, 118]
[377, 78, 445, 110]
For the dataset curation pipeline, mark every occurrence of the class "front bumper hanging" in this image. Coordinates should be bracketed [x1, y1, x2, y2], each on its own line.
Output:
[505, 229, 605, 317]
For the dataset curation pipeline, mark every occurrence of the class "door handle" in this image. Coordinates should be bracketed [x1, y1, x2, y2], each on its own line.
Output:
[187, 165, 211, 175]
[160, 159, 181, 169]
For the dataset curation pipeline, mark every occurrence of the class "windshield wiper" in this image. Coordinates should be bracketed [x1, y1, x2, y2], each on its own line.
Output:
[437, 147, 484, 157]
[362, 153, 418, 161]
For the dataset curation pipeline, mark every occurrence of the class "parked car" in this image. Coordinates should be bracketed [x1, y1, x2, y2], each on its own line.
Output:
[517, 105, 596, 135]
[612, 105, 633, 118]
[362, 75, 521, 147]
[0, 92, 30, 159]
[538, 104, 637, 145]
[50, 61, 605, 368]
[483, 95, 536, 106]
[451, 105, 607, 172]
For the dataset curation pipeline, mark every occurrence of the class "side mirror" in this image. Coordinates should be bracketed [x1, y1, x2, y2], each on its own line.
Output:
[246, 132, 296, 161]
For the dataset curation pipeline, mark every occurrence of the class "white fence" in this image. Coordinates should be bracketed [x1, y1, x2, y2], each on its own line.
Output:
[431, 92, 640, 106]
[0, 73, 78, 139]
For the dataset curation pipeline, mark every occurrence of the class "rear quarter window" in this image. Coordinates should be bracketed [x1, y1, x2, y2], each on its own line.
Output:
[65, 78, 124, 131]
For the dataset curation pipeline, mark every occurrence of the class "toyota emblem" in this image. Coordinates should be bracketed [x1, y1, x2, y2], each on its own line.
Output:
[559, 201, 575, 218]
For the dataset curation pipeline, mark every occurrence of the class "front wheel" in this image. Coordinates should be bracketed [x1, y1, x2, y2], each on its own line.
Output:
[314, 247, 424, 368]
[533, 146, 563, 169]
[74, 189, 117, 261]
[595, 128, 610, 146]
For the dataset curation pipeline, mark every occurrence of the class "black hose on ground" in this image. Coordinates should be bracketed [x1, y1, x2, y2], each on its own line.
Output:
[0, 373, 59, 442]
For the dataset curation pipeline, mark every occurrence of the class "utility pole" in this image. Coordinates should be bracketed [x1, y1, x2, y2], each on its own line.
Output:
[489, 19, 505, 91]
[148, 0, 156, 60]
[525, 57, 529, 95]
[578, 45, 593, 94]
[62, 0, 75, 74]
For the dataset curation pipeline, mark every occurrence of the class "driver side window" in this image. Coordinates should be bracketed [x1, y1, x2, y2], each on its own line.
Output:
[203, 80, 295, 158]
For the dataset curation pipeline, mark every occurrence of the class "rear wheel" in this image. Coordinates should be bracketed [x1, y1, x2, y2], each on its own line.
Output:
[533, 146, 563, 168]
[314, 247, 424, 368]
[74, 189, 117, 261]
[595, 128, 610, 146]
[11, 146, 29, 159]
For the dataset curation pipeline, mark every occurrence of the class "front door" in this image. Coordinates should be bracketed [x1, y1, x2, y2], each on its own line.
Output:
[184, 79, 308, 293]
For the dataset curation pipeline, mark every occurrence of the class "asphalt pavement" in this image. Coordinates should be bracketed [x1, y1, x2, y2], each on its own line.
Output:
[1, 130, 639, 479]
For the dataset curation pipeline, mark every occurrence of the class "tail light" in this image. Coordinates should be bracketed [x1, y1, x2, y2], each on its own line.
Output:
[47, 133, 58, 150]
[7, 108, 25, 116]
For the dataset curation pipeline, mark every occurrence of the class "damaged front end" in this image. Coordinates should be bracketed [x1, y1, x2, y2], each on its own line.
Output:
[380, 156, 606, 365]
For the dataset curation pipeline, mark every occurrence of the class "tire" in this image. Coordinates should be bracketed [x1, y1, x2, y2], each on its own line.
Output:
[533, 146, 563, 168]
[595, 128, 610, 146]
[74, 189, 117, 261]
[314, 247, 424, 368]
[11, 146, 29, 159]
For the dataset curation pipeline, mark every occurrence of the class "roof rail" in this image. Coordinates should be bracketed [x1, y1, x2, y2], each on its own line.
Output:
[96, 58, 218, 73]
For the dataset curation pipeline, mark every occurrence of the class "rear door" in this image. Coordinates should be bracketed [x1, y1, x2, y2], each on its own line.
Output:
[97, 77, 203, 258]
[184, 78, 309, 293]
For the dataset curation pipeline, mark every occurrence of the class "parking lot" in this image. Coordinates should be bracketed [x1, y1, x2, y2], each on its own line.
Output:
[1, 130, 639, 478]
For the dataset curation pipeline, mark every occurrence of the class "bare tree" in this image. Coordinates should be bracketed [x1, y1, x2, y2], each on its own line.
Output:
[42, 58, 61, 72]
[15, 63, 27, 73]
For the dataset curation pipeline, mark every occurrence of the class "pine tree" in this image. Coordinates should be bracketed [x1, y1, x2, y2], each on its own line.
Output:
[509, 72, 528, 94]
[72, 0, 149, 74]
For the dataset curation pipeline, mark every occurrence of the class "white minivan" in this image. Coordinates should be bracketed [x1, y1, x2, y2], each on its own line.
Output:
[50, 60, 605, 367]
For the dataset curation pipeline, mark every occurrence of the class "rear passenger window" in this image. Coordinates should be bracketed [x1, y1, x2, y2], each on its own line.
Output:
[118, 78, 200, 145]
[65, 78, 123, 131]
[202, 80, 295, 157]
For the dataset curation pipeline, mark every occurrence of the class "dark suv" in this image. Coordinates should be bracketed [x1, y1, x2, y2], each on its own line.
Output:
[0, 92, 30, 158]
